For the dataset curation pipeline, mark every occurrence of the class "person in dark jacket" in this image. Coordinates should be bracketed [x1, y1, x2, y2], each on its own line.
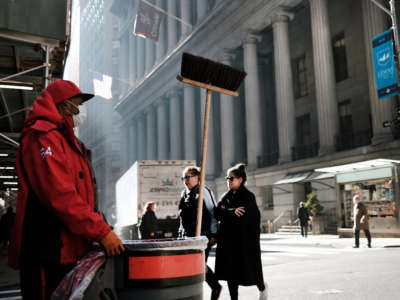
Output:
[353, 195, 371, 248]
[215, 163, 268, 300]
[179, 166, 222, 300]
[9, 80, 125, 300]
[0, 207, 15, 247]
[140, 202, 158, 239]
[297, 202, 310, 238]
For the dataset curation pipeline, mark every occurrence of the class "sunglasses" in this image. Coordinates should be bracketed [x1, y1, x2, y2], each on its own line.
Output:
[181, 175, 195, 181]
[225, 176, 235, 181]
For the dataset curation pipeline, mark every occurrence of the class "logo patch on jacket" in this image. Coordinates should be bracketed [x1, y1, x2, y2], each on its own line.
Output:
[40, 146, 53, 159]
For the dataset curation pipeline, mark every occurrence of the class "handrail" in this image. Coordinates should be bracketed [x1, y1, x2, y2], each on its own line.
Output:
[268, 210, 290, 233]
[272, 211, 285, 224]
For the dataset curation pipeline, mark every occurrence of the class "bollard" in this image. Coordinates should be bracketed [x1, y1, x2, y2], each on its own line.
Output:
[105, 237, 208, 300]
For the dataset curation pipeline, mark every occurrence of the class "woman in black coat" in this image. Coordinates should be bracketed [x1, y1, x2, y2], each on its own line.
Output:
[139, 202, 158, 239]
[215, 163, 268, 300]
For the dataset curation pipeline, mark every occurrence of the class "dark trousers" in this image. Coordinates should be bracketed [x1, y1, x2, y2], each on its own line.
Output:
[227, 280, 265, 300]
[354, 229, 371, 247]
[205, 243, 220, 290]
[20, 259, 75, 300]
[300, 222, 308, 237]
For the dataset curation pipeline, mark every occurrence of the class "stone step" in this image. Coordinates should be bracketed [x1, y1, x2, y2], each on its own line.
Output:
[275, 231, 312, 235]
[280, 225, 301, 229]
[278, 228, 301, 232]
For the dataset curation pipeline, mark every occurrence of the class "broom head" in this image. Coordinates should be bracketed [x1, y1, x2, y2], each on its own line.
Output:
[180, 52, 247, 92]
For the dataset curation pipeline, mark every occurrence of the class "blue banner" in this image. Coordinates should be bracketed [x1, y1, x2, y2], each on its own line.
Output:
[372, 29, 399, 100]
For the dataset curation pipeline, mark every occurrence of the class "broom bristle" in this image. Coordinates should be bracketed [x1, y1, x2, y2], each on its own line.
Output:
[180, 53, 247, 92]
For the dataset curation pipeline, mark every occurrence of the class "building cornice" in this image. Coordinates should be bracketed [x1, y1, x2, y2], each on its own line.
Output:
[114, 0, 303, 119]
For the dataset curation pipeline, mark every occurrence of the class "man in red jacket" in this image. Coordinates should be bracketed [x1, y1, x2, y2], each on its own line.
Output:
[9, 80, 125, 300]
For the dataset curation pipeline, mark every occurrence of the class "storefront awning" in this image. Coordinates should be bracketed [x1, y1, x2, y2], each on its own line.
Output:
[315, 159, 400, 173]
[273, 171, 313, 185]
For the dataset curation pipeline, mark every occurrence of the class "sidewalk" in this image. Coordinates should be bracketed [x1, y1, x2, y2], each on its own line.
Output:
[0, 234, 399, 294]
[260, 233, 400, 249]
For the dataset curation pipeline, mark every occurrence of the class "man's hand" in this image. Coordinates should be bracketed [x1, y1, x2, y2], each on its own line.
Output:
[100, 230, 125, 256]
[234, 206, 245, 217]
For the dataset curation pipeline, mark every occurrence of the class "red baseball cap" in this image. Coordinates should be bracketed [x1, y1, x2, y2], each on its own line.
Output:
[45, 79, 94, 104]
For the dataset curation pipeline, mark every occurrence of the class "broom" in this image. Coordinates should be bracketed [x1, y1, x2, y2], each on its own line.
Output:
[177, 52, 246, 237]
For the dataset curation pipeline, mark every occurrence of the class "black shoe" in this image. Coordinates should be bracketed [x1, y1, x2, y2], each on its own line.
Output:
[368, 244, 371, 248]
[211, 284, 222, 300]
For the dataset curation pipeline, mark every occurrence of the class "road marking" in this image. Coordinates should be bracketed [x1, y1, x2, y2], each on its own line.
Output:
[311, 289, 344, 295]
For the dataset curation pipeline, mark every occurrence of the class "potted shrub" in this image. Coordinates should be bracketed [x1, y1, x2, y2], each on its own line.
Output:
[304, 193, 326, 234]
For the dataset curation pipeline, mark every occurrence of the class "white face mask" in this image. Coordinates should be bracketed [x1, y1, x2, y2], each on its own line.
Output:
[72, 104, 87, 127]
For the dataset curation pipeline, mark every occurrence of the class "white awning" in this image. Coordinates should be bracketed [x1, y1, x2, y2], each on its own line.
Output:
[307, 172, 335, 180]
[273, 172, 313, 185]
[315, 159, 400, 174]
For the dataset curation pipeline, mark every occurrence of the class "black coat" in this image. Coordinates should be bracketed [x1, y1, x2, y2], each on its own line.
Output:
[214, 185, 263, 286]
[297, 206, 310, 226]
[139, 210, 158, 239]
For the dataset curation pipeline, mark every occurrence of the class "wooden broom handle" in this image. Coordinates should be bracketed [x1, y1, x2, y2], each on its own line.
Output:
[196, 89, 212, 237]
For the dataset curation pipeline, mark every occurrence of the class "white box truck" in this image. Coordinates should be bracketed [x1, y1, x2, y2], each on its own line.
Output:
[115, 160, 196, 239]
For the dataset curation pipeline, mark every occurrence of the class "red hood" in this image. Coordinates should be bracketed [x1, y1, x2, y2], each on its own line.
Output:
[21, 89, 65, 139]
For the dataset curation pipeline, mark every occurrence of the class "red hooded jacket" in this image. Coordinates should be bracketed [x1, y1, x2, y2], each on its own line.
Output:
[9, 81, 111, 269]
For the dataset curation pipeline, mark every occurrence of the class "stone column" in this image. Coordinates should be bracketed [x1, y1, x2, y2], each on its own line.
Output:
[219, 52, 236, 172]
[167, 0, 178, 51]
[120, 33, 129, 94]
[128, 118, 137, 164]
[362, 0, 393, 144]
[137, 114, 146, 160]
[157, 98, 169, 160]
[309, 0, 339, 154]
[122, 121, 130, 168]
[146, 106, 157, 160]
[168, 88, 182, 159]
[145, 39, 155, 75]
[243, 32, 263, 170]
[137, 37, 145, 80]
[129, 35, 136, 87]
[183, 85, 197, 160]
[272, 11, 296, 163]
[200, 89, 216, 177]
[181, 0, 192, 39]
[196, 0, 207, 24]
[156, 0, 166, 62]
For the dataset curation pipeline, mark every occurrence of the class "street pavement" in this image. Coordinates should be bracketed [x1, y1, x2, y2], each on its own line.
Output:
[0, 234, 399, 299]
[204, 234, 400, 300]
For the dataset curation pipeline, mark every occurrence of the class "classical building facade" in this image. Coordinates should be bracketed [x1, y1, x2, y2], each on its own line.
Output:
[79, 0, 400, 233]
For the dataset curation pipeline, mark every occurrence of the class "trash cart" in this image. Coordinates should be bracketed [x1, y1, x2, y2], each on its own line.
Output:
[104, 237, 208, 300]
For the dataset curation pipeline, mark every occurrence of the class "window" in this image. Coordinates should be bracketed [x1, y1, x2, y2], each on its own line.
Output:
[263, 186, 274, 209]
[294, 55, 308, 98]
[332, 32, 349, 82]
[338, 100, 352, 136]
[296, 114, 312, 145]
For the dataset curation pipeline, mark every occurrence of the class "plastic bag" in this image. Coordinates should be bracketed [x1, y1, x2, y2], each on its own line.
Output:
[51, 247, 106, 300]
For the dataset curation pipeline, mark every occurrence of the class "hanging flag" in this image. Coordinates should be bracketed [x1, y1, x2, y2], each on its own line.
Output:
[134, 0, 164, 42]
[93, 73, 113, 100]
[372, 29, 399, 100]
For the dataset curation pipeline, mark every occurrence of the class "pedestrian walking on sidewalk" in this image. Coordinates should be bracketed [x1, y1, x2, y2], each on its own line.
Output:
[215, 163, 268, 300]
[8, 80, 125, 300]
[353, 195, 372, 248]
[178, 166, 222, 300]
[139, 202, 158, 239]
[297, 202, 310, 238]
